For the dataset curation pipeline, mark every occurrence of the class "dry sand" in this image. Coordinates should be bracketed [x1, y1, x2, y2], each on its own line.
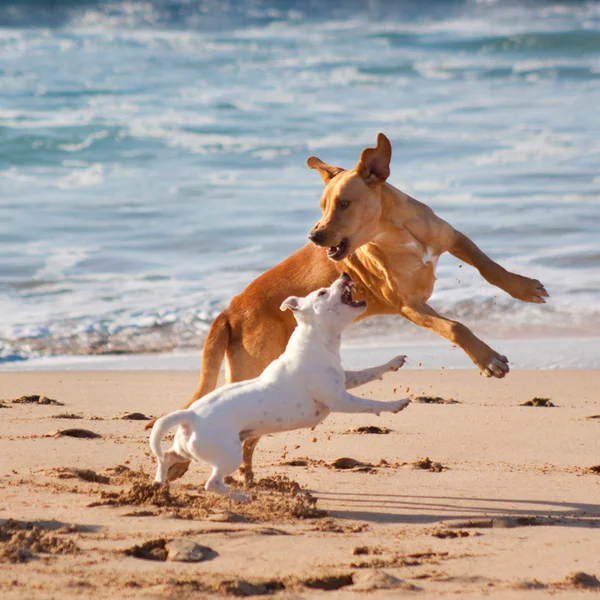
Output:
[0, 369, 599, 599]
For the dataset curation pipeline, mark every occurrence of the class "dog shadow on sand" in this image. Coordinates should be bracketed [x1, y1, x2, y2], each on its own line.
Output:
[315, 491, 600, 528]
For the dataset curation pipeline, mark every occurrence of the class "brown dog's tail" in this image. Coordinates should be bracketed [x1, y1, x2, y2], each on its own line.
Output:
[187, 311, 231, 405]
[144, 311, 231, 431]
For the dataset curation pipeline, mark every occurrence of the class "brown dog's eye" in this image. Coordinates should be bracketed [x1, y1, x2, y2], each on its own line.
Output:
[318, 290, 327, 296]
[338, 200, 350, 210]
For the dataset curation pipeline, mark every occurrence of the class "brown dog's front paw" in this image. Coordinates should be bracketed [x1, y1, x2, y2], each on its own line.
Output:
[481, 353, 509, 378]
[507, 274, 549, 304]
[166, 461, 191, 482]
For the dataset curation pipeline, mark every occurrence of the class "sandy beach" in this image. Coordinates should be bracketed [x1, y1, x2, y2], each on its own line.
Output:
[2, 1, 600, 597]
[1, 368, 599, 598]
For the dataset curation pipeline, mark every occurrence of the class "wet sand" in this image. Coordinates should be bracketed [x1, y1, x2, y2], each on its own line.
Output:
[1, 370, 599, 598]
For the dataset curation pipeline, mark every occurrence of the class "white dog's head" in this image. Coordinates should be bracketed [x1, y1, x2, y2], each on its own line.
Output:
[280, 273, 366, 331]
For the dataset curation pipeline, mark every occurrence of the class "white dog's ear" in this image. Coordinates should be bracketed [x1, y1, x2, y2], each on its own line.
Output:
[280, 296, 300, 312]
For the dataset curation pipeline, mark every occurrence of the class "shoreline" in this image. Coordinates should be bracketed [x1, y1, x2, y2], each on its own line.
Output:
[2, 334, 600, 372]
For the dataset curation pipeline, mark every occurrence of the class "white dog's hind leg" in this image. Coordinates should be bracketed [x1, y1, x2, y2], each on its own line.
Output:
[155, 460, 167, 486]
[323, 391, 410, 416]
[188, 435, 249, 503]
[155, 449, 187, 485]
[344, 355, 406, 389]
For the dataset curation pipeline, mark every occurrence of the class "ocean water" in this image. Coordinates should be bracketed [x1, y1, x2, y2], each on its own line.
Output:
[1, 0, 599, 365]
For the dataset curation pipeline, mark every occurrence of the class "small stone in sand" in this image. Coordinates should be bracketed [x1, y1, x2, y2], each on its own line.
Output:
[53, 428, 102, 439]
[165, 538, 214, 562]
[330, 457, 364, 470]
[352, 570, 419, 592]
[118, 412, 150, 421]
[563, 572, 600, 588]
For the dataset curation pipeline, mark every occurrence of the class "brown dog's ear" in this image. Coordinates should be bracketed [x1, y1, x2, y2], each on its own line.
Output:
[306, 156, 345, 184]
[280, 296, 300, 312]
[355, 132, 392, 184]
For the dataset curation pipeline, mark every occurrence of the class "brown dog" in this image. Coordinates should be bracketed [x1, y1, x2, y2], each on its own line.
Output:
[147, 133, 548, 483]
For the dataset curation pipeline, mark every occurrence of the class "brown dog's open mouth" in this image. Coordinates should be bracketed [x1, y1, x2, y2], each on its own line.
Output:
[340, 280, 366, 309]
[327, 238, 349, 261]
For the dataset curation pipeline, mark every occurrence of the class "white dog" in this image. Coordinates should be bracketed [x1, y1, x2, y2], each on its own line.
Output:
[150, 273, 410, 502]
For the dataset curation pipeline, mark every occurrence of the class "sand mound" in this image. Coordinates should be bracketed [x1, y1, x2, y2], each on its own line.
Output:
[520, 397, 555, 407]
[11, 395, 63, 405]
[413, 457, 445, 472]
[562, 572, 600, 588]
[92, 471, 326, 522]
[0, 520, 79, 563]
[345, 425, 391, 434]
[414, 396, 459, 404]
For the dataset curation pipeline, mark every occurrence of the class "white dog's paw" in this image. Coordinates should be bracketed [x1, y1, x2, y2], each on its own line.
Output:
[386, 355, 407, 372]
[391, 398, 410, 413]
[230, 491, 250, 504]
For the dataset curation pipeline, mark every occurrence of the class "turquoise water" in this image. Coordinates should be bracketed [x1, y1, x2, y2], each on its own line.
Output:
[1, 0, 599, 362]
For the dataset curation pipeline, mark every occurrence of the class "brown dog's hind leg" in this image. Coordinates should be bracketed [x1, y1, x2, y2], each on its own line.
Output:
[450, 231, 548, 304]
[400, 302, 509, 378]
[239, 437, 260, 487]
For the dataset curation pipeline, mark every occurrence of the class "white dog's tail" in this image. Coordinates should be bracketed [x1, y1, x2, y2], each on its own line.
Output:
[149, 410, 194, 459]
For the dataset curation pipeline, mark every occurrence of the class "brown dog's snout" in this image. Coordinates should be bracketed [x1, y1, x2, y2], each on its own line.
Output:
[308, 229, 327, 246]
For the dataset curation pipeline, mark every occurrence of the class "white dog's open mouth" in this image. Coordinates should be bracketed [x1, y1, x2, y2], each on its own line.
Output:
[340, 281, 366, 308]
[327, 237, 349, 261]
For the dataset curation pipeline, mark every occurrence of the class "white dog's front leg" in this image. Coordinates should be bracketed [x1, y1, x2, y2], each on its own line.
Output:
[344, 355, 406, 389]
[323, 390, 410, 416]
